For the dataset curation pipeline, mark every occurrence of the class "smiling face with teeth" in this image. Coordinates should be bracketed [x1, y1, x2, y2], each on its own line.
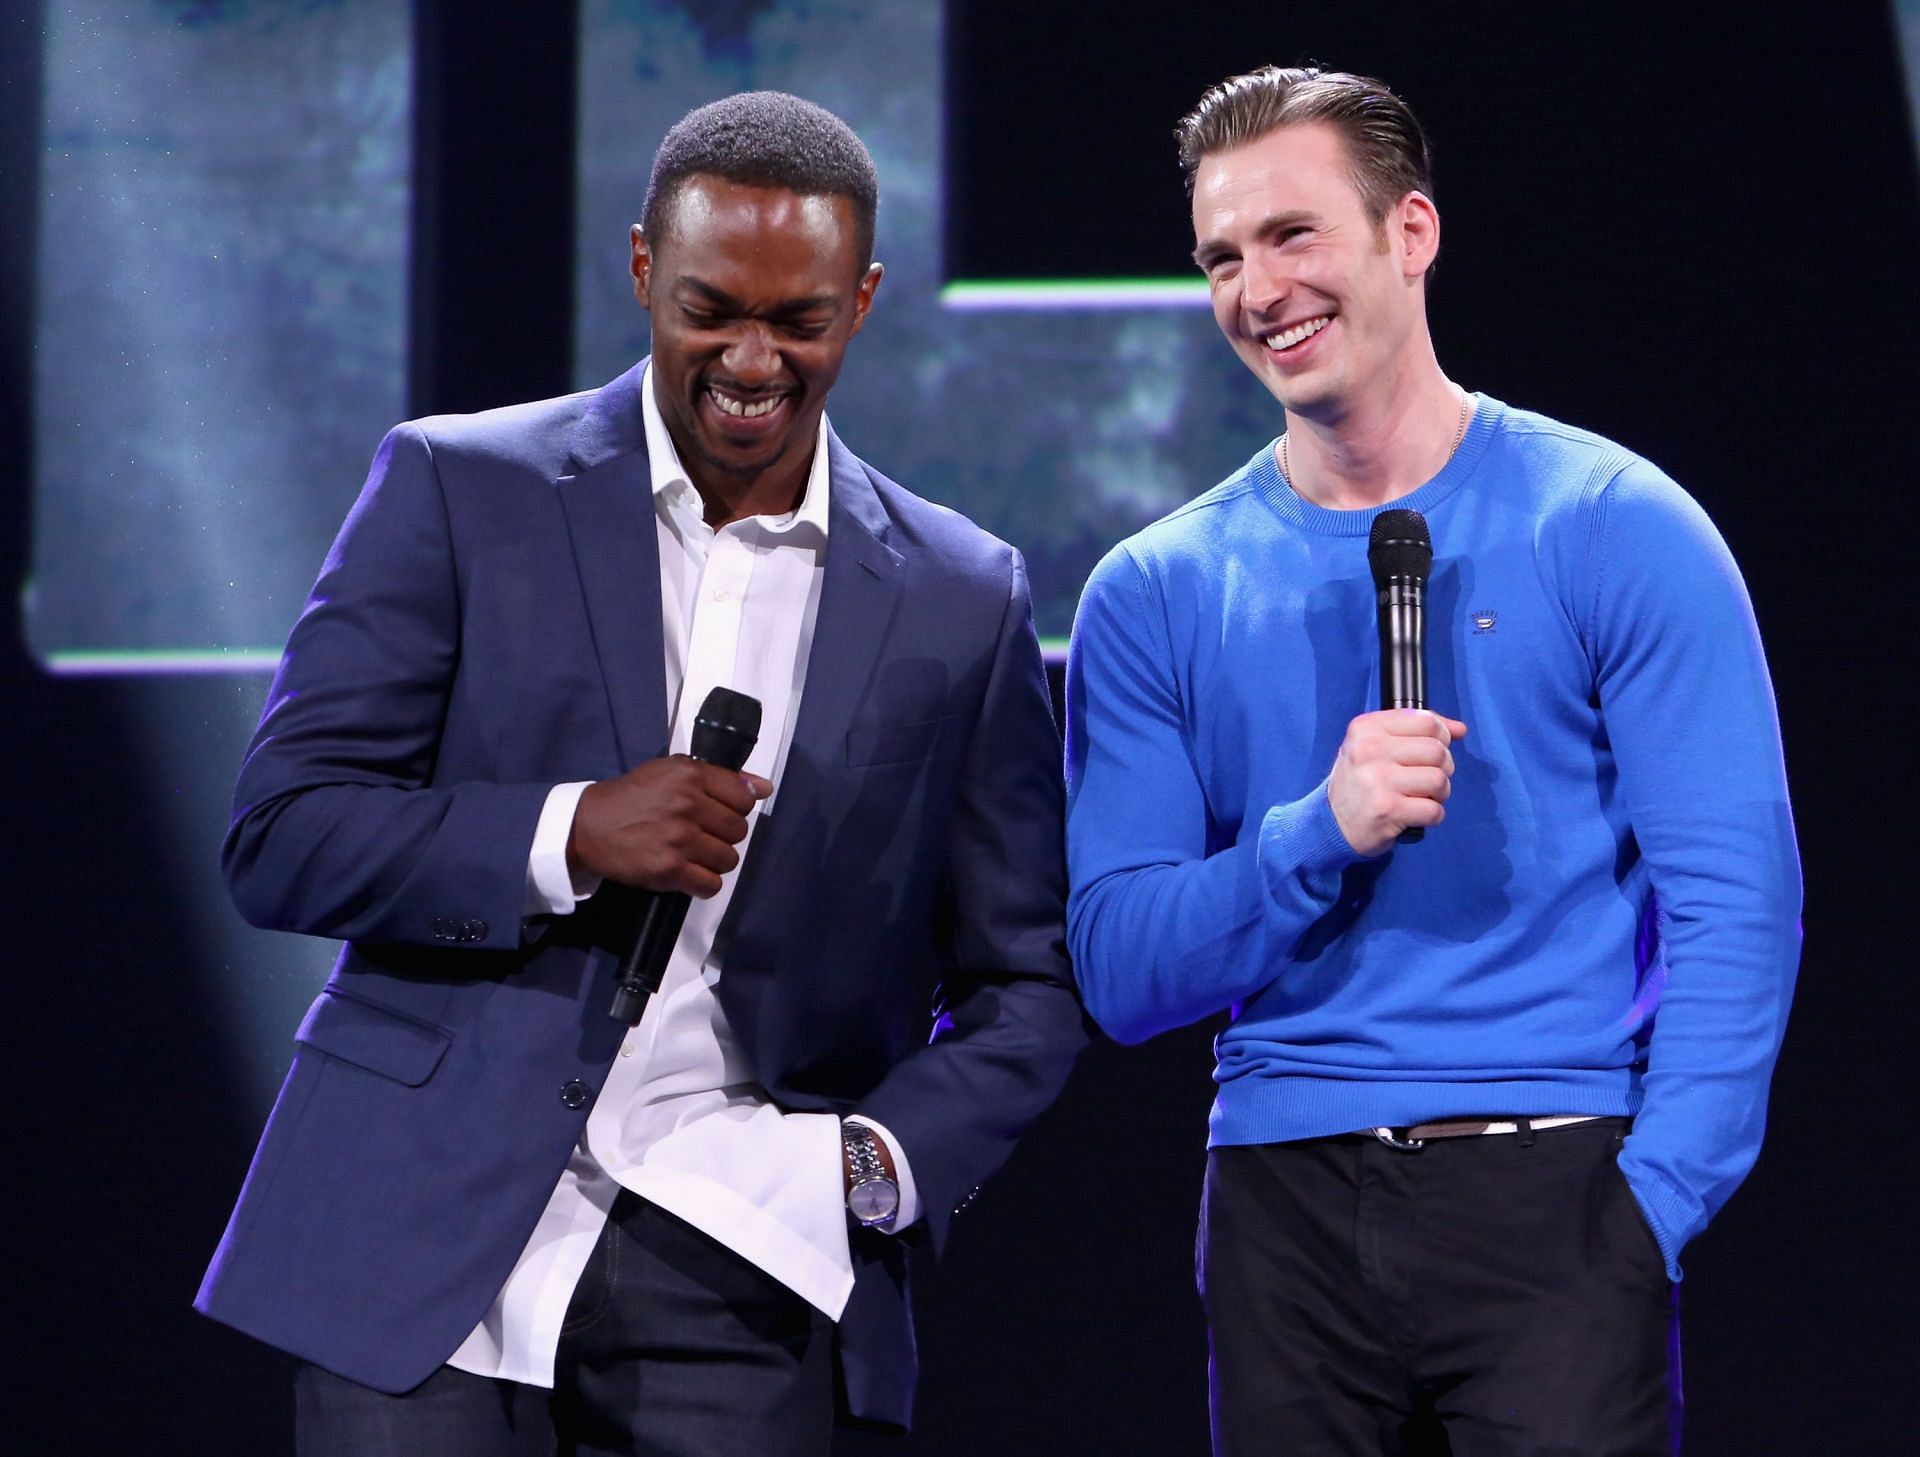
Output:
[1191, 121, 1439, 427]
[633, 175, 881, 525]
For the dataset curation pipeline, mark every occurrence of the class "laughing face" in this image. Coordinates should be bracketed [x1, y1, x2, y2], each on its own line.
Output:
[632, 176, 880, 520]
[1191, 121, 1437, 424]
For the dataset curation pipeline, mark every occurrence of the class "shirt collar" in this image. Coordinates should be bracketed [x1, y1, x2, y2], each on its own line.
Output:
[640, 362, 831, 539]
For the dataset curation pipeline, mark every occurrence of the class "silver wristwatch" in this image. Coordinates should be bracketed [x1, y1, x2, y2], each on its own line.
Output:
[841, 1121, 900, 1228]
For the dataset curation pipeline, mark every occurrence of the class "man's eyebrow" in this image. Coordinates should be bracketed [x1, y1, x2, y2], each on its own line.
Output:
[1192, 239, 1229, 269]
[676, 276, 842, 315]
[1193, 209, 1321, 267]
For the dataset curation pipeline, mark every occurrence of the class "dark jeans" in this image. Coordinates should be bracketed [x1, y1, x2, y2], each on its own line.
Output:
[1199, 1119, 1677, 1457]
[296, 1192, 837, 1457]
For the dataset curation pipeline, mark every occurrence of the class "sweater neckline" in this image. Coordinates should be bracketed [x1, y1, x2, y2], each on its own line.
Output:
[1248, 393, 1504, 535]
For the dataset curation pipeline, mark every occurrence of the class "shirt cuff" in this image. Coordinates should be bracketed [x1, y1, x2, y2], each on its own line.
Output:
[523, 781, 601, 917]
[845, 1113, 922, 1231]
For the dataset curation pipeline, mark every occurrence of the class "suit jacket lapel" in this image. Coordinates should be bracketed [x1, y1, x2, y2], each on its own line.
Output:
[554, 363, 669, 770]
[782, 428, 904, 788]
[718, 428, 903, 991]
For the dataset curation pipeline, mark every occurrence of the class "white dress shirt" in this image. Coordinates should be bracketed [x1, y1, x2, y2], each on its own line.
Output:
[447, 366, 918, 1388]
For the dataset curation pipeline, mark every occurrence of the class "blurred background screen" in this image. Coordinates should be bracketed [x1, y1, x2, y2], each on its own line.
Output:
[28, 0, 410, 671]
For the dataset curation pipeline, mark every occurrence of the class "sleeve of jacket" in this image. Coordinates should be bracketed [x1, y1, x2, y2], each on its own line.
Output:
[221, 422, 552, 950]
[852, 548, 1089, 1253]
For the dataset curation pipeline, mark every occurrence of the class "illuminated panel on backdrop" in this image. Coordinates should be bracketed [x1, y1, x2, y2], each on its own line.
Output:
[573, 0, 1270, 643]
[26, 0, 411, 674]
[1903, 1, 1920, 159]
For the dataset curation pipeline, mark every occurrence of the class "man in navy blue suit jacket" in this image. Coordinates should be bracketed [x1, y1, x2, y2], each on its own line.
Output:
[197, 92, 1084, 1455]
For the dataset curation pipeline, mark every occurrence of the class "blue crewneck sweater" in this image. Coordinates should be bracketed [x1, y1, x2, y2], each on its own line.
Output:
[1064, 396, 1801, 1277]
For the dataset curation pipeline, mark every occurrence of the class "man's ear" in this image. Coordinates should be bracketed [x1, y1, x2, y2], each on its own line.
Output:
[849, 261, 883, 336]
[630, 224, 653, 309]
[1397, 191, 1440, 279]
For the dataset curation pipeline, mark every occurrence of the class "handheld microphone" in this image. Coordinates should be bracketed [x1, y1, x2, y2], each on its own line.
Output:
[1367, 508, 1433, 845]
[608, 686, 763, 1026]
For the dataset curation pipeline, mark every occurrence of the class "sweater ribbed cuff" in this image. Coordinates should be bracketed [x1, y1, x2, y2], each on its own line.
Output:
[1619, 1164, 1698, 1283]
[1257, 781, 1361, 909]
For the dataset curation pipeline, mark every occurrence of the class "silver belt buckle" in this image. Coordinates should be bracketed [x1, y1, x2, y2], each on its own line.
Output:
[1370, 1125, 1425, 1151]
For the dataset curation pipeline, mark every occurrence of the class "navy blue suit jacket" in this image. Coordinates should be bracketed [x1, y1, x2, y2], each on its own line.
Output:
[195, 362, 1085, 1427]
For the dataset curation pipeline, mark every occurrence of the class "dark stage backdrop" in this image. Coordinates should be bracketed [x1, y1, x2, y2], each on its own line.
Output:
[6, 2, 1917, 1452]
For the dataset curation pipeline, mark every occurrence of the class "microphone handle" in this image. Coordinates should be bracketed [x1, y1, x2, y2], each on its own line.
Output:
[608, 890, 692, 1026]
[1377, 580, 1428, 844]
[607, 688, 764, 1027]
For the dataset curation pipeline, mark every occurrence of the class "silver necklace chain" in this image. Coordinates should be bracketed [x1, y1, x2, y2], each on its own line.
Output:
[1280, 390, 1473, 491]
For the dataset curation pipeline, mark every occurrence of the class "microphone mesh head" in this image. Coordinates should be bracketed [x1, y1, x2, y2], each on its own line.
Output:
[1368, 508, 1432, 586]
[690, 686, 763, 769]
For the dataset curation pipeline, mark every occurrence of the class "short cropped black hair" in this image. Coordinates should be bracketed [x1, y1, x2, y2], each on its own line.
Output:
[642, 91, 879, 271]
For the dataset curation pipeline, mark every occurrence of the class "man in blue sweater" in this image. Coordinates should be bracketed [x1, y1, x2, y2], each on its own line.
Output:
[1065, 67, 1800, 1454]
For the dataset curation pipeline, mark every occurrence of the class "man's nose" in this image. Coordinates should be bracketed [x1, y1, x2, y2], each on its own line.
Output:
[1240, 249, 1290, 318]
[721, 325, 781, 383]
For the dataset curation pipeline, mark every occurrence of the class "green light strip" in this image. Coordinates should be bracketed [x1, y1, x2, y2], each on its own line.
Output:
[43, 641, 1073, 676]
[42, 648, 284, 676]
[941, 277, 1210, 311]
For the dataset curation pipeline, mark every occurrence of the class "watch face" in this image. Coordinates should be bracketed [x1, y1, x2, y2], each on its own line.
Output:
[848, 1177, 899, 1225]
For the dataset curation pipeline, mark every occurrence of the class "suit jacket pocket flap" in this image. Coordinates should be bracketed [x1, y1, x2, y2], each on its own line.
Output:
[845, 714, 957, 767]
[295, 988, 452, 1087]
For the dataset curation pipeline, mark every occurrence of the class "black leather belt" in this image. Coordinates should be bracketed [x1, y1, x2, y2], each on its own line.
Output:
[1368, 1114, 1603, 1151]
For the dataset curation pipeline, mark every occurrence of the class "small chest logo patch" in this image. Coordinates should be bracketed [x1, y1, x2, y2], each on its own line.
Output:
[1471, 609, 1498, 634]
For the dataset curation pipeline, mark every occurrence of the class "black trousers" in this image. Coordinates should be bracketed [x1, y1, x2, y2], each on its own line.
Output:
[1199, 1119, 1677, 1457]
[296, 1191, 838, 1457]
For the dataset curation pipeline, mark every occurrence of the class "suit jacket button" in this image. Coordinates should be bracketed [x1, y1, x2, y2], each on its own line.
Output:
[560, 1079, 591, 1110]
